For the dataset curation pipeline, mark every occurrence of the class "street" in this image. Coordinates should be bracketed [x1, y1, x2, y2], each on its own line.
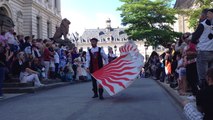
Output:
[0, 78, 187, 120]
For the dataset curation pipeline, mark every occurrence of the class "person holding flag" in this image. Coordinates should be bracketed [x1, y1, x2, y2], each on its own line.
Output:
[91, 41, 144, 96]
[85, 38, 108, 100]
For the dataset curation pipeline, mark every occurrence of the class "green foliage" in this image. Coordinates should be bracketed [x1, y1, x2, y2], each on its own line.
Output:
[188, 0, 213, 29]
[118, 0, 180, 47]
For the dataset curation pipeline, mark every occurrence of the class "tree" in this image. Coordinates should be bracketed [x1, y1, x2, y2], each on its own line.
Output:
[117, 0, 181, 47]
[188, 0, 213, 29]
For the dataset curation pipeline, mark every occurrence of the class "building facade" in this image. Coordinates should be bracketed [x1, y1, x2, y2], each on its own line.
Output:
[173, 0, 196, 33]
[75, 19, 157, 58]
[0, 0, 62, 39]
[81, 18, 128, 43]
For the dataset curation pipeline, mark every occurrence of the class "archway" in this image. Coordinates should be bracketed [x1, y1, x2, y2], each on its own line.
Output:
[0, 7, 14, 33]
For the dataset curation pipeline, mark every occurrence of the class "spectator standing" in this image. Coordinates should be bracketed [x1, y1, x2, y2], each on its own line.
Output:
[176, 54, 187, 95]
[108, 46, 117, 63]
[191, 9, 213, 90]
[54, 49, 60, 78]
[71, 47, 80, 80]
[0, 44, 6, 99]
[23, 36, 32, 58]
[17, 35, 25, 51]
[175, 36, 187, 54]
[43, 43, 52, 80]
[184, 34, 199, 97]
[165, 52, 172, 83]
[5, 28, 17, 52]
[32, 44, 41, 59]
[199, 8, 209, 23]
[0, 31, 6, 47]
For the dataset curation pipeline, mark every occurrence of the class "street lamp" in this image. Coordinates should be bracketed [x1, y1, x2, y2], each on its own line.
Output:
[114, 45, 117, 55]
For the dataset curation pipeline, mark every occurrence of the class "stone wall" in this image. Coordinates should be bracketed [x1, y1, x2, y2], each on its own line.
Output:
[0, 0, 62, 39]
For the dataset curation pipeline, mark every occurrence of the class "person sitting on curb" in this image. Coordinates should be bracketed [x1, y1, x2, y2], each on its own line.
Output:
[18, 52, 44, 87]
[183, 67, 213, 120]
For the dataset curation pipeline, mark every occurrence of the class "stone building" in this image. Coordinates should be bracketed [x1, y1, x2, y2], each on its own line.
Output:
[0, 0, 61, 39]
[173, 0, 196, 33]
[81, 18, 128, 43]
[76, 18, 158, 59]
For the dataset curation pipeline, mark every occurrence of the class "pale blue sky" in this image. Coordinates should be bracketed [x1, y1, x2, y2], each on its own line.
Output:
[61, 0, 176, 35]
[61, 0, 123, 35]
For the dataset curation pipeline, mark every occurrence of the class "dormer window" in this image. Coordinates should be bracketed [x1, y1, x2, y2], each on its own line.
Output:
[99, 31, 104, 36]
[119, 31, 124, 35]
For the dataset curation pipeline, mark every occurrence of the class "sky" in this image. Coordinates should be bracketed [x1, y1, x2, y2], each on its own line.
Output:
[61, 0, 124, 36]
[61, 0, 176, 36]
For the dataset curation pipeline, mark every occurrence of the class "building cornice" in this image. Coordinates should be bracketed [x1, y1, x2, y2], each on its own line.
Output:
[31, 1, 62, 20]
[13, 0, 25, 6]
[174, 0, 195, 9]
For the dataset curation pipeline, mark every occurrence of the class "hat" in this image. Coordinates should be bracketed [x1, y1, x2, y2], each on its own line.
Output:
[90, 38, 98, 42]
[208, 9, 213, 13]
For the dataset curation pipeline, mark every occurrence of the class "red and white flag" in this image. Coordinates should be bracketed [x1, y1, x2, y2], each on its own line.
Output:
[92, 41, 144, 96]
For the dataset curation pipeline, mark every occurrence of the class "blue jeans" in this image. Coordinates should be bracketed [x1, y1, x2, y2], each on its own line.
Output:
[197, 51, 213, 88]
[0, 67, 5, 96]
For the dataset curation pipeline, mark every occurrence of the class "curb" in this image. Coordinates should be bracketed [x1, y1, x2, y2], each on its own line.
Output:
[1, 80, 91, 101]
[155, 80, 186, 108]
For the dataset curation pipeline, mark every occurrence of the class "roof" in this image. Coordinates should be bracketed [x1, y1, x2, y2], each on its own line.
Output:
[81, 27, 128, 42]
[174, 0, 195, 9]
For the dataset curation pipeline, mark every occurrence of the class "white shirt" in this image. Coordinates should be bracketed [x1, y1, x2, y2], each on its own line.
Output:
[85, 47, 108, 69]
[197, 19, 213, 51]
[175, 42, 187, 53]
[5, 32, 16, 44]
[108, 53, 116, 58]
[177, 58, 184, 69]
[54, 52, 60, 64]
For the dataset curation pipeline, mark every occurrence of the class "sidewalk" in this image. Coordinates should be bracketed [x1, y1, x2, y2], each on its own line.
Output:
[155, 79, 189, 108]
[0, 80, 91, 101]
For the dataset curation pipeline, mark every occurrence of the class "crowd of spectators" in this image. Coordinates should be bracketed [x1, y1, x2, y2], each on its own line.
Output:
[0, 27, 118, 99]
[0, 28, 96, 98]
[144, 8, 213, 120]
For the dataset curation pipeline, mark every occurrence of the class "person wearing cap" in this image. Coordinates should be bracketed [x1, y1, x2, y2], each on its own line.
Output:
[191, 8, 213, 90]
[85, 38, 108, 100]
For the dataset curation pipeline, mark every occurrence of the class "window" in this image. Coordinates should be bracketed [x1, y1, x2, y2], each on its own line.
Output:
[111, 36, 114, 41]
[36, 16, 40, 39]
[99, 31, 104, 36]
[119, 31, 124, 35]
[107, 37, 110, 41]
[47, 21, 51, 38]
[54, 0, 57, 8]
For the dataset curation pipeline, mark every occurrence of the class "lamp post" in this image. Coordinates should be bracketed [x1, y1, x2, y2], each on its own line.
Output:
[114, 45, 117, 55]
